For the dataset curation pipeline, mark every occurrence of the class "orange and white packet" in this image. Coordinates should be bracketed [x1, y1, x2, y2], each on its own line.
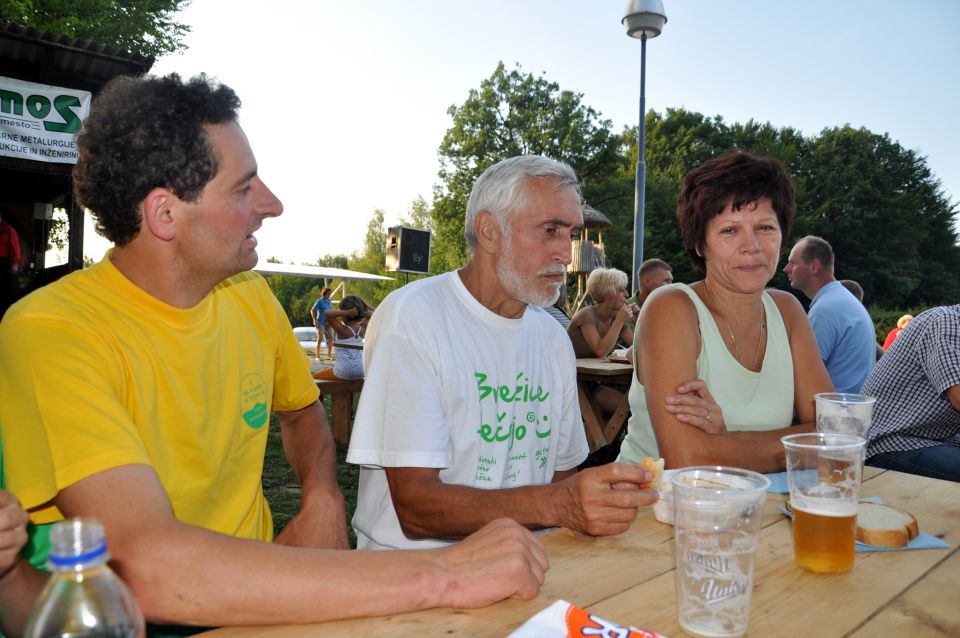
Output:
[507, 600, 668, 638]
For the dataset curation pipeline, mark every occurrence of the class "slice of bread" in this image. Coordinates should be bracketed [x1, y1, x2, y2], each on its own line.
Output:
[856, 502, 919, 548]
[638, 457, 665, 488]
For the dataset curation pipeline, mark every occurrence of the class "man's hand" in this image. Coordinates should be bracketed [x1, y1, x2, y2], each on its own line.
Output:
[0, 489, 48, 638]
[665, 379, 726, 434]
[434, 518, 548, 608]
[0, 490, 29, 581]
[553, 463, 657, 536]
[274, 493, 349, 549]
[275, 403, 349, 549]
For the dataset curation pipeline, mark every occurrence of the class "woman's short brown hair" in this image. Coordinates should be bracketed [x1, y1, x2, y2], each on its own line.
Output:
[677, 151, 795, 276]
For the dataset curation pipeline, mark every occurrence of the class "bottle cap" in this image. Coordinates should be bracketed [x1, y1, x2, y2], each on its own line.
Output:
[48, 518, 109, 567]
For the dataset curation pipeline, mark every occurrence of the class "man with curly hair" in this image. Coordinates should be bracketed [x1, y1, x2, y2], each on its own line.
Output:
[0, 74, 549, 632]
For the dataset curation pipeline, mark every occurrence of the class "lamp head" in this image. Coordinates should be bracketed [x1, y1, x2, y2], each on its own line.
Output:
[622, 0, 667, 39]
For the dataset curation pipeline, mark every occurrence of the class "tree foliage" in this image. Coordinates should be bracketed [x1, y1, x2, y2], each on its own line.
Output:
[431, 64, 959, 308]
[400, 195, 435, 234]
[268, 65, 959, 320]
[631, 110, 958, 306]
[263, 273, 320, 328]
[432, 62, 626, 273]
[634, 109, 813, 284]
[0, 0, 191, 58]
[315, 253, 349, 269]
[793, 125, 960, 307]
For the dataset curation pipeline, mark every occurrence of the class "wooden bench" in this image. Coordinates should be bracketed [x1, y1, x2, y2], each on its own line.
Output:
[315, 378, 364, 445]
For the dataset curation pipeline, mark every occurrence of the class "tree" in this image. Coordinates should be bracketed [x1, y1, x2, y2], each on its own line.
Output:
[795, 126, 960, 307]
[315, 253, 349, 269]
[0, 0, 191, 58]
[624, 111, 959, 308]
[630, 108, 736, 283]
[400, 195, 435, 234]
[263, 272, 320, 327]
[432, 62, 625, 273]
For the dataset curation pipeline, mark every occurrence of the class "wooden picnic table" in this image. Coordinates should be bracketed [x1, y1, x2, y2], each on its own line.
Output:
[575, 356, 634, 451]
[200, 467, 958, 637]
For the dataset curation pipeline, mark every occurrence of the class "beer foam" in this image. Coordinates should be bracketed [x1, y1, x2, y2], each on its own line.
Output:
[790, 499, 857, 518]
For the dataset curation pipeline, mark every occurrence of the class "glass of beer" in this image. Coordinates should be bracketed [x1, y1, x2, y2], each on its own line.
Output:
[671, 467, 770, 638]
[781, 433, 866, 573]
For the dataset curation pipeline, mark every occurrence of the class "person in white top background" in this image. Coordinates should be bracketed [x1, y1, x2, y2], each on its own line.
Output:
[313, 295, 373, 381]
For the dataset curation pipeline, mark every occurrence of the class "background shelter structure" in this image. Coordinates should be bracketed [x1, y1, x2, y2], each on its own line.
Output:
[254, 262, 394, 301]
[0, 19, 153, 313]
[569, 203, 611, 311]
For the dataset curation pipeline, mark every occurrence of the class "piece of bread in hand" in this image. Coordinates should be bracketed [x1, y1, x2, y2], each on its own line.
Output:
[856, 502, 919, 548]
[637, 457, 665, 488]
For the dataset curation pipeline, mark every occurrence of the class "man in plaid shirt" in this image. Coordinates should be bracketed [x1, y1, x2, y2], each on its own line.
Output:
[863, 305, 960, 482]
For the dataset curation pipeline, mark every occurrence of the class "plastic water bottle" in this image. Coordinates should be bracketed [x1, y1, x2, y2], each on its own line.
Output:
[25, 518, 145, 638]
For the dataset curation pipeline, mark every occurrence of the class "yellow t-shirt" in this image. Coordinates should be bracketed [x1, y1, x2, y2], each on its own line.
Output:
[0, 256, 318, 546]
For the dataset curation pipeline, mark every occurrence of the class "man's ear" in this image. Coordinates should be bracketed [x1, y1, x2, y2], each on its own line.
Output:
[809, 259, 822, 275]
[141, 187, 178, 242]
[474, 210, 503, 254]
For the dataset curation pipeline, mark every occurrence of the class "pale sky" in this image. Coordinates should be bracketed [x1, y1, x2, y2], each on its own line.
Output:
[84, 0, 960, 266]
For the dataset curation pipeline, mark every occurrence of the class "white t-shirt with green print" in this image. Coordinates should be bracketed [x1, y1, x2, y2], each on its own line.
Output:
[348, 271, 588, 550]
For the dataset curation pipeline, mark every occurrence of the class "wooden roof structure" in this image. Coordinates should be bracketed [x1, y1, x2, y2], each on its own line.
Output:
[569, 204, 612, 311]
[0, 20, 153, 301]
[581, 203, 612, 229]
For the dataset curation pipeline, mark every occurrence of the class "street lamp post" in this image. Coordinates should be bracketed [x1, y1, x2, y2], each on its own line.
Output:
[622, 0, 667, 295]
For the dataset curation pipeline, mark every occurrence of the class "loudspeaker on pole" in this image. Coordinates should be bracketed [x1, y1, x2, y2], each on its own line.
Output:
[385, 226, 431, 275]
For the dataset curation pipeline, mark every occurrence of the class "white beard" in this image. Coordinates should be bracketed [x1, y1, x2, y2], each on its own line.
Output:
[496, 252, 563, 307]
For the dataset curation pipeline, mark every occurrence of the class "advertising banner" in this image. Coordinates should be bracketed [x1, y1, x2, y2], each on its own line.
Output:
[0, 75, 91, 164]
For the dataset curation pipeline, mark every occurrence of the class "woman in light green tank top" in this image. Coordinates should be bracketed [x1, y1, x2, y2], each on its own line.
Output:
[618, 151, 833, 473]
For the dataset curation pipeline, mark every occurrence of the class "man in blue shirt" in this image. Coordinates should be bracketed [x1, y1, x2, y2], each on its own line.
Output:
[784, 235, 876, 393]
[311, 286, 335, 359]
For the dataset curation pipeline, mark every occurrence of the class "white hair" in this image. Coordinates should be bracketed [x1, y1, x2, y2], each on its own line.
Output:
[463, 155, 581, 252]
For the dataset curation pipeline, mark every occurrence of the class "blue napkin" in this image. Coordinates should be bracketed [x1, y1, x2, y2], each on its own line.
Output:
[856, 532, 949, 552]
[776, 496, 951, 552]
[764, 471, 789, 494]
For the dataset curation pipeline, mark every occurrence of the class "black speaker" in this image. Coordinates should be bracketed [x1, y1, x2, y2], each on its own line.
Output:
[385, 226, 431, 274]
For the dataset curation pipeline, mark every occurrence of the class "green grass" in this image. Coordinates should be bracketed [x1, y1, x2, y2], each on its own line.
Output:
[262, 402, 360, 548]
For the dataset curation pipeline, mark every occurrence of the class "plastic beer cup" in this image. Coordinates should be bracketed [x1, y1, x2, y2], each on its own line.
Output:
[782, 433, 866, 573]
[672, 467, 770, 638]
[815, 393, 876, 439]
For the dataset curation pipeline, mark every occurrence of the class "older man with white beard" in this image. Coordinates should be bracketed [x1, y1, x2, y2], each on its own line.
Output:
[347, 156, 658, 550]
